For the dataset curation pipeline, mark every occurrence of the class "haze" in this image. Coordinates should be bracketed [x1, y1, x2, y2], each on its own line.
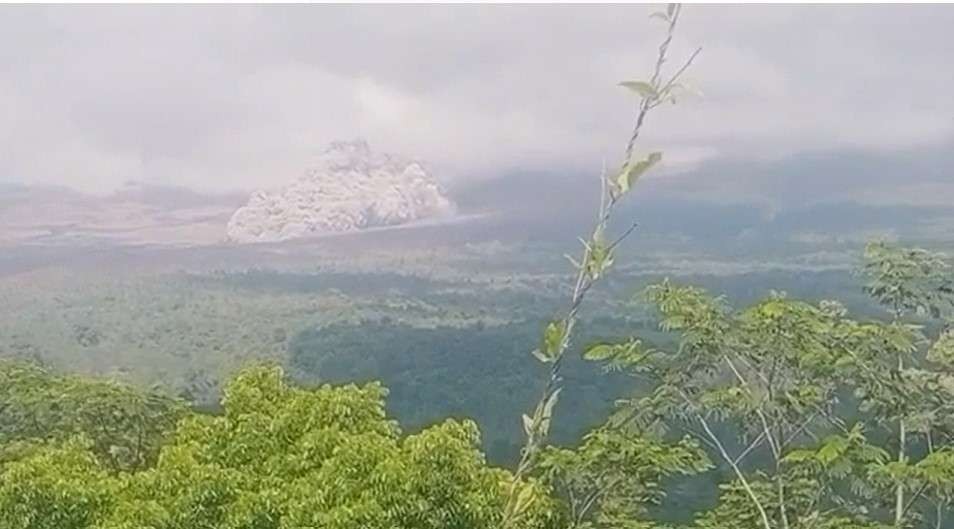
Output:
[2, 4, 952, 198]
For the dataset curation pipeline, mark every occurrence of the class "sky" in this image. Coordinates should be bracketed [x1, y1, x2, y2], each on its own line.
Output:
[1, 4, 952, 194]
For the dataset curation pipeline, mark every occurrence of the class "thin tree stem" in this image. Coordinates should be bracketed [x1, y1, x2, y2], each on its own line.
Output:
[895, 352, 907, 527]
[503, 5, 700, 525]
[694, 407, 773, 529]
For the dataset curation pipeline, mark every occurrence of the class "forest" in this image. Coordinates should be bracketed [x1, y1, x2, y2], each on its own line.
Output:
[3, 4, 954, 529]
[3, 239, 954, 528]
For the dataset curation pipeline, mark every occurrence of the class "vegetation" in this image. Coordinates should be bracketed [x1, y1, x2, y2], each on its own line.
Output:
[560, 239, 951, 528]
[0, 364, 559, 529]
[3, 5, 954, 529]
[3, 239, 953, 528]
[503, 3, 703, 526]
[0, 360, 185, 471]
[288, 319, 636, 464]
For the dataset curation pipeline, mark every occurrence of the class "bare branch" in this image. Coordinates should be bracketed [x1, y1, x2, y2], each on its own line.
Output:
[734, 430, 769, 466]
[607, 222, 640, 253]
[683, 391, 773, 529]
[651, 46, 703, 110]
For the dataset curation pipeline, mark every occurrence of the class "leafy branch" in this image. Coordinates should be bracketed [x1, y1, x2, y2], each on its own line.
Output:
[502, 4, 701, 526]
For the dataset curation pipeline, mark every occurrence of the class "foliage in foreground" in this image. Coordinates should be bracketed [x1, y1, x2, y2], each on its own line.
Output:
[582, 241, 954, 529]
[0, 360, 185, 471]
[0, 364, 560, 529]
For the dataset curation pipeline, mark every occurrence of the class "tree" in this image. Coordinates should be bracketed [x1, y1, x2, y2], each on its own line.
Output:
[564, 240, 954, 528]
[581, 281, 928, 528]
[0, 360, 185, 471]
[859, 241, 954, 527]
[536, 428, 709, 528]
[0, 365, 560, 529]
[0, 438, 115, 529]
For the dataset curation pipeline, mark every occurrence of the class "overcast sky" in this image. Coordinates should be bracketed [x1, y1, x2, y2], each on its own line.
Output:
[1, 4, 952, 194]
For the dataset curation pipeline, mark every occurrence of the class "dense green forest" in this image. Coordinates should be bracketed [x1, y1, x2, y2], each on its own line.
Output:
[288, 318, 635, 464]
[3, 240, 954, 528]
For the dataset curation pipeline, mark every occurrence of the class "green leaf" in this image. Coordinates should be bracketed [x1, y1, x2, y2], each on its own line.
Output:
[583, 231, 614, 280]
[928, 329, 954, 367]
[619, 80, 657, 99]
[584, 344, 615, 361]
[817, 436, 848, 465]
[782, 449, 814, 464]
[542, 320, 567, 357]
[617, 151, 663, 194]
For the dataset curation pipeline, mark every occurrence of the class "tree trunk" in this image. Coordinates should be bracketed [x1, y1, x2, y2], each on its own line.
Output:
[895, 353, 906, 527]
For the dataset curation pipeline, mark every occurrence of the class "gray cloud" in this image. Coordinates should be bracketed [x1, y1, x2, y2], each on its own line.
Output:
[1, 4, 952, 193]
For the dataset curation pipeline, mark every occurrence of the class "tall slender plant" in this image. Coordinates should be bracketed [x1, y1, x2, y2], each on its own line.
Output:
[502, 4, 701, 526]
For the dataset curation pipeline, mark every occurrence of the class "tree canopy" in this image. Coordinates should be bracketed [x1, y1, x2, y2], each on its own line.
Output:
[0, 365, 560, 529]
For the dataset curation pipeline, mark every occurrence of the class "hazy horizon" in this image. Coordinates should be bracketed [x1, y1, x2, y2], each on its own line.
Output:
[2, 4, 952, 198]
